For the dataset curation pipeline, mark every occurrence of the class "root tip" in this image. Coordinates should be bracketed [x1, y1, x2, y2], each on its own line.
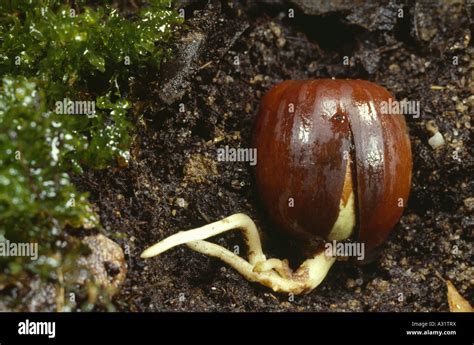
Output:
[140, 249, 155, 259]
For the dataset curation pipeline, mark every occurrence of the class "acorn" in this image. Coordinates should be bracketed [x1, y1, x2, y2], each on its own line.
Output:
[141, 79, 413, 294]
[253, 79, 412, 259]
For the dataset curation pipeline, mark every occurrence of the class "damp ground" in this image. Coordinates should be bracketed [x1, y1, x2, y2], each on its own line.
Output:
[76, 0, 473, 312]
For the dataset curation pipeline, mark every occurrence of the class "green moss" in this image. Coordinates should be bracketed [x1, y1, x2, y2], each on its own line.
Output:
[0, 0, 182, 310]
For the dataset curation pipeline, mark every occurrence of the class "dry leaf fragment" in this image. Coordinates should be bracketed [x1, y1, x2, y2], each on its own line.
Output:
[446, 280, 473, 312]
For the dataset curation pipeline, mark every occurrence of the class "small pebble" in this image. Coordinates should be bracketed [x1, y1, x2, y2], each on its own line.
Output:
[276, 37, 286, 47]
[463, 197, 474, 211]
[428, 132, 445, 149]
[308, 61, 318, 73]
[269, 22, 281, 37]
[250, 74, 264, 84]
[346, 278, 356, 289]
[175, 198, 188, 208]
[389, 64, 400, 73]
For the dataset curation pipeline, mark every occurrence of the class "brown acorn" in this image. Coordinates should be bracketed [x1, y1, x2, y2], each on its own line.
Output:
[253, 79, 412, 258]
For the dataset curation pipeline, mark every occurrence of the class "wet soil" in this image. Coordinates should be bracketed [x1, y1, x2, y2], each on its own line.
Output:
[77, 0, 473, 311]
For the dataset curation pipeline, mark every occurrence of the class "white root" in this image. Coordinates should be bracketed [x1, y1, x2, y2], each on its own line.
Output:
[141, 213, 336, 294]
[141, 214, 265, 264]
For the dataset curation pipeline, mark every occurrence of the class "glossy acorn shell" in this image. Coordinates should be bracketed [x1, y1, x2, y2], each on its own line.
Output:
[252, 79, 412, 255]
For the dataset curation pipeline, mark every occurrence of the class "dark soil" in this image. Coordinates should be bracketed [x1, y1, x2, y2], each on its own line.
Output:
[77, 0, 473, 312]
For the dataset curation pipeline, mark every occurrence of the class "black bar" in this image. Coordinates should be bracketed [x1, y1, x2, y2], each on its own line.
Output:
[0, 312, 472, 345]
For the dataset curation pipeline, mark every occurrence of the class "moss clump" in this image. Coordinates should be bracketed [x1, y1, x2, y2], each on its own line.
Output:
[0, 0, 182, 310]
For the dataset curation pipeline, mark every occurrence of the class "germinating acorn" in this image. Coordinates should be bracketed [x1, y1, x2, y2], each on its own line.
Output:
[141, 79, 413, 294]
[253, 79, 412, 257]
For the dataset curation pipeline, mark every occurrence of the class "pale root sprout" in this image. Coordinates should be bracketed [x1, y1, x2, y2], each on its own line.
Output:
[141, 213, 336, 294]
